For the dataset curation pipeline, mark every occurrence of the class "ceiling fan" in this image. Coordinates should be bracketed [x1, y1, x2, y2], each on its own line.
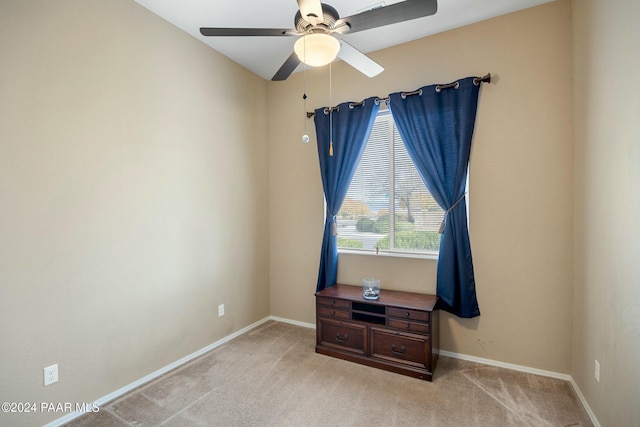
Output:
[200, 0, 437, 81]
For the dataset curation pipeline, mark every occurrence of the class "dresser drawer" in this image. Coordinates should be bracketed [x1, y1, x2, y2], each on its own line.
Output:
[317, 318, 366, 355]
[388, 307, 430, 323]
[370, 327, 430, 370]
[317, 305, 350, 320]
[317, 297, 350, 310]
[388, 318, 430, 334]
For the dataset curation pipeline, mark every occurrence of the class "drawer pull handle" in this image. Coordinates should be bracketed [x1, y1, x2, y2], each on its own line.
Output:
[331, 311, 336, 316]
[405, 311, 410, 318]
[392, 344, 406, 355]
[405, 323, 411, 329]
[335, 333, 349, 343]
[331, 300, 336, 305]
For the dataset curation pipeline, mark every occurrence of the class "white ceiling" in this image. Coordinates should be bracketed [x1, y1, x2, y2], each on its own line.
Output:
[134, 0, 555, 81]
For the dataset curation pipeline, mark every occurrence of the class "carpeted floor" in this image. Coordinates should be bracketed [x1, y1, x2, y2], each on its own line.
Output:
[65, 321, 593, 426]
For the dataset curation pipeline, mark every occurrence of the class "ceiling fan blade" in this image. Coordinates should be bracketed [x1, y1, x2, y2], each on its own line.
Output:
[271, 52, 302, 81]
[337, 40, 384, 78]
[297, 0, 324, 26]
[336, 0, 437, 34]
[200, 28, 296, 37]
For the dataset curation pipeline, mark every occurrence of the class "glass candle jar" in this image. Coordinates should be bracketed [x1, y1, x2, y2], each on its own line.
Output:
[362, 278, 380, 300]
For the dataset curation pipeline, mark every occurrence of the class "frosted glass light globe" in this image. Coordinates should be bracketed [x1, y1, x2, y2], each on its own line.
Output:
[294, 34, 340, 67]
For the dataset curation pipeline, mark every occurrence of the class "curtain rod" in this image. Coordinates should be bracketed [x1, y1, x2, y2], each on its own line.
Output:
[306, 73, 491, 118]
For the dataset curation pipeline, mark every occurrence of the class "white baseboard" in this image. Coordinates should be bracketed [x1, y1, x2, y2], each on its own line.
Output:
[44, 316, 273, 427]
[268, 315, 315, 329]
[438, 349, 571, 380]
[439, 350, 600, 427]
[46, 317, 599, 427]
[568, 376, 602, 427]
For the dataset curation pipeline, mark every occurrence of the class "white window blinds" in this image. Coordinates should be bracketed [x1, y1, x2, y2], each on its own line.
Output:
[337, 111, 445, 255]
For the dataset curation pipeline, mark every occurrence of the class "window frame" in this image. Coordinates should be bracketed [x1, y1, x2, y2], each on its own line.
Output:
[336, 109, 447, 259]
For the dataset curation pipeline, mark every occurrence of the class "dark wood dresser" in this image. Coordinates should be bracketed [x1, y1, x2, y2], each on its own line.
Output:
[315, 283, 439, 381]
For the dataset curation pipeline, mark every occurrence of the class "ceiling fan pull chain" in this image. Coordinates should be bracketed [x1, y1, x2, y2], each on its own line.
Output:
[302, 36, 310, 144]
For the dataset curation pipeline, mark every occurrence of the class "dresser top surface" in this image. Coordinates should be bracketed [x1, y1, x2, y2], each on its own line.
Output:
[316, 284, 438, 311]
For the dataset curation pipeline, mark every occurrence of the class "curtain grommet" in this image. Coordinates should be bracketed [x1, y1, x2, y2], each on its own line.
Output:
[436, 82, 459, 92]
[400, 89, 422, 99]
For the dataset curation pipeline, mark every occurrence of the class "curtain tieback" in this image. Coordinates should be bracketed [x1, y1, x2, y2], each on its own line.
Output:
[328, 210, 338, 236]
[439, 193, 467, 234]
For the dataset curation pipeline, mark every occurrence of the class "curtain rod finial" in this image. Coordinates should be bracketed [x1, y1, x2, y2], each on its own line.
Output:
[473, 73, 491, 86]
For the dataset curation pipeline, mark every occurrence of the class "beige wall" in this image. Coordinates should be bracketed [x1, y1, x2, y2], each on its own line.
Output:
[571, 0, 640, 425]
[0, 1, 269, 425]
[6, 0, 637, 425]
[269, 0, 574, 373]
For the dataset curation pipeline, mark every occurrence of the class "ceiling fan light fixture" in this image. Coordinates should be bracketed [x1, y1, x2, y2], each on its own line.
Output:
[294, 33, 340, 67]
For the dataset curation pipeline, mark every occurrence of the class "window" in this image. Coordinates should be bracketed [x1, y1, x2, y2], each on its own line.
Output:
[337, 111, 445, 256]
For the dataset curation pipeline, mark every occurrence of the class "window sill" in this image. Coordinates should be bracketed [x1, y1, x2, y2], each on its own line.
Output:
[338, 248, 438, 261]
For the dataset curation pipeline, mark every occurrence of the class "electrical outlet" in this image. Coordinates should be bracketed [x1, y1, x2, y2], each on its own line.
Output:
[218, 304, 224, 317]
[44, 364, 58, 386]
[594, 360, 600, 382]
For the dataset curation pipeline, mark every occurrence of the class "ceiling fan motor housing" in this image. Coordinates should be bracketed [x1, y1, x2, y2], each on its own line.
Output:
[295, 3, 339, 33]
